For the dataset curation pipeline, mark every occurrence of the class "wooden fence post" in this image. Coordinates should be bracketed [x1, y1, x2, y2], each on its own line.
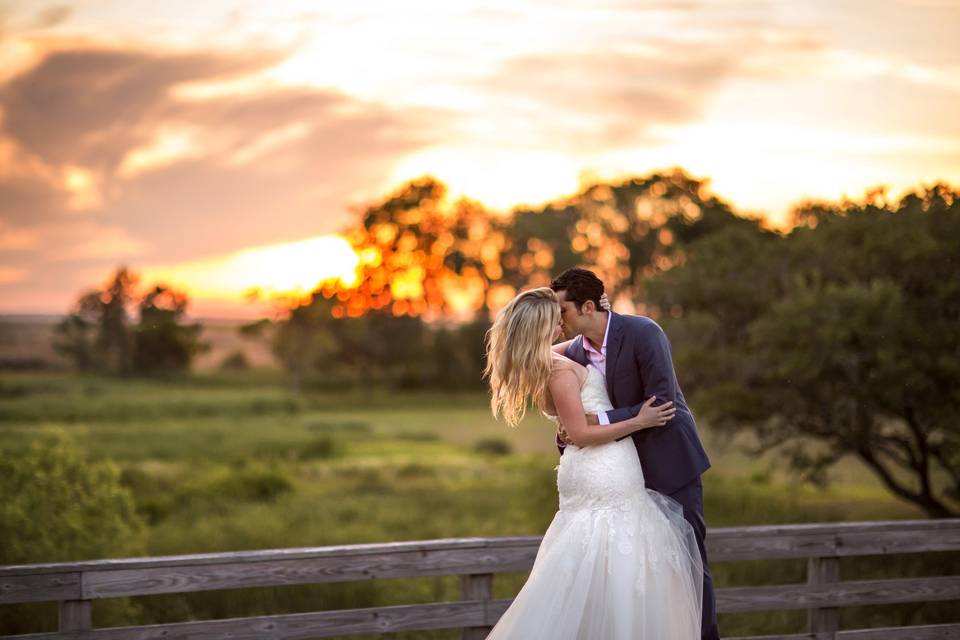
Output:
[461, 573, 493, 640]
[807, 556, 840, 638]
[59, 599, 92, 632]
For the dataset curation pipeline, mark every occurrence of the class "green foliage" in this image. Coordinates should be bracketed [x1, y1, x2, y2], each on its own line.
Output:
[133, 285, 208, 373]
[0, 431, 148, 633]
[647, 184, 960, 517]
[474, 437, 513, 456]
[297, 435, 342, 460]
[272, 169, 752, 392]
[273, 296, 490, 391]
[181, 464, 293, 505]
[0, 430, 147, 564]
[219, 349, 250, 371]
[238, 318, 271, 338]
[54, 267, 137, 373]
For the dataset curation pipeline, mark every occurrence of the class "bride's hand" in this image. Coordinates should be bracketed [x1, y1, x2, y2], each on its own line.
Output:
[599, 293, 611, 311]
[633, 396, 675, 429]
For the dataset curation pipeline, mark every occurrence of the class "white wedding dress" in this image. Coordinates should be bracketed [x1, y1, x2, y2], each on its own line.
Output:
[486, 364, 703, 639]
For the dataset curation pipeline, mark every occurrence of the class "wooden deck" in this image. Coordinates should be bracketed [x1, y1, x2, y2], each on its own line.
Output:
[2, 519, 959, 639]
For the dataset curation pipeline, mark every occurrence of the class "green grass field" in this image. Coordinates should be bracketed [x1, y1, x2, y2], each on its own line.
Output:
[0, 369, 953, 638]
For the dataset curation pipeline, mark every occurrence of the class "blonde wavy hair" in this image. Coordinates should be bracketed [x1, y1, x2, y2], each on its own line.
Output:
[484, 287, 560, 427]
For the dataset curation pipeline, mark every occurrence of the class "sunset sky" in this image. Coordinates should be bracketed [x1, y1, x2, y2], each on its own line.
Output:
[1, 0, 958, 317]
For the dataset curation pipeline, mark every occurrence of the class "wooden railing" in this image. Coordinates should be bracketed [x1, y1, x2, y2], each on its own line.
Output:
[2, 519, 959, 639]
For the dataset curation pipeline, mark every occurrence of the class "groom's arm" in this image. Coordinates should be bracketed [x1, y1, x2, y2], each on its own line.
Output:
[601, 320, 680, 425]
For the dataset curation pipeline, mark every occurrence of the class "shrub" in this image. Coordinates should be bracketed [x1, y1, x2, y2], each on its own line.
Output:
[0, 430, 146, 564]
[474, 438, 512, 456]
[219, 350, 250, 371]
[0, 431, 147, 633]
[298, 436, 342, 460]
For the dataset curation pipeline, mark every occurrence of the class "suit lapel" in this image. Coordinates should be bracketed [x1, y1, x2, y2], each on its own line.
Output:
[604, 312, 626, 404]
[564, 335, 590, 367]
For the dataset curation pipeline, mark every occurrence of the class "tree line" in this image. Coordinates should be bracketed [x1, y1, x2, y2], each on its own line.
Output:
[54, 170, 959, 516]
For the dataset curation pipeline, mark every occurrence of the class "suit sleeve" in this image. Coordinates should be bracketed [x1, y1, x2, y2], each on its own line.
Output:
[604, 321, 679, 424]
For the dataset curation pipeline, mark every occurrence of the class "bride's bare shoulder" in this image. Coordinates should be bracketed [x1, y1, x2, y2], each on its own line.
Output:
[551, 352, 586, 383]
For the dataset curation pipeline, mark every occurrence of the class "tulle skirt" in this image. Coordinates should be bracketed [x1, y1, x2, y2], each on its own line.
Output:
[486, 441, 703, 639]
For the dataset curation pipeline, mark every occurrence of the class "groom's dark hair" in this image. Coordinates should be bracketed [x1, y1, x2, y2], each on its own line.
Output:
[550, 268, 604, 312]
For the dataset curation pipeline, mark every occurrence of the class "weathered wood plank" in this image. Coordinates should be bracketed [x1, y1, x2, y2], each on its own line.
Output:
[807, 556, 840, 634]
[58, 600, 91, 632]
[3, 603, 958, 639]
[0, 600, 495, 639]
[727, 622, 960, 639]
[79, 546, 536, 600]
[709, 520, 960, 562]
[837, 623, 960, 639]
[0, 572, 81, 604]
[0, 521, 955, 604]
[0, 537, 540, 577]
[717, 575, 960, 613]
[460, 574, 493, 640]
[4, 520, 958, 579]
[73, 532, 960, 602]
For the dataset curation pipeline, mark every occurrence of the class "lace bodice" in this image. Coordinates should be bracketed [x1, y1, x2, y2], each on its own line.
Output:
[544, 362, 612, 421]
[548, 363, 647, 512]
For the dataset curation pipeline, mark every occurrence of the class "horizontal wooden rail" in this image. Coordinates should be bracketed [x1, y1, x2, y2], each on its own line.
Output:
[5, 603, 960, 640]
[717, 575, 960, 612]
[1, 519, 958, 640]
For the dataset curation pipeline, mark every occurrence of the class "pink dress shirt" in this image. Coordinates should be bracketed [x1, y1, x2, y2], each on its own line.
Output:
[583, 313, 611, 425]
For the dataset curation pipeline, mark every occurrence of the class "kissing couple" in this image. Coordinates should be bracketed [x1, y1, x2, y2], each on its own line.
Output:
[483, 267, 719, 640]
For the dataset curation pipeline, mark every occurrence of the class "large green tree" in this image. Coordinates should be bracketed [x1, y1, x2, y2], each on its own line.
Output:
[647, 184, 960, 517]
[272, 170, 769, 390]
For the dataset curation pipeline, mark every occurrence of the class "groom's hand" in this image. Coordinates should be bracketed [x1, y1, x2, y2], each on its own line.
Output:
[585, 413, 599, 425]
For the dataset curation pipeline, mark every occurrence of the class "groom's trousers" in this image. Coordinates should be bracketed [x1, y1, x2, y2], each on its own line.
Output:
[667, 476, 720, 640]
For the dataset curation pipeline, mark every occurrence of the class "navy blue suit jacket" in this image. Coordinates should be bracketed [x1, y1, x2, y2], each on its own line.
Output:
[563, 312, 710, 495]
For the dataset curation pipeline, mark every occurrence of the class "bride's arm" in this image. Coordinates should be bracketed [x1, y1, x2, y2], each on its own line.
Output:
[552, 338, 573, 355]
[548, 369, 673, 448]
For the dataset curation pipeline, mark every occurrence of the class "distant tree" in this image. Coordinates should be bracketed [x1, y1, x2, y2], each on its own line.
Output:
[432, 316, 490, 389]
[55, 267, 137, 373]
[273, 294, 339, 392]
[327, 177, 508, 319]
[219, 350, 250, 371]
[239, 318, 271, 338]
[54, 267, 207, 375]
[272, 170, 761, 390]
[315, 170, 751, 323]
[646, 184, 960, 517]
[501, 169, 752, 308]
[133, 285, 208, 374]
[51, 313, 97, 371]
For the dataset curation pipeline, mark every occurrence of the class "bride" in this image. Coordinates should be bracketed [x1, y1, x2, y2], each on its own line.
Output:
[483, 287, 703, 639]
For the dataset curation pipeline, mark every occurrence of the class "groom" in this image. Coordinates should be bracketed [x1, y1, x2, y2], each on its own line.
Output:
[551, 267, 719, 640]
